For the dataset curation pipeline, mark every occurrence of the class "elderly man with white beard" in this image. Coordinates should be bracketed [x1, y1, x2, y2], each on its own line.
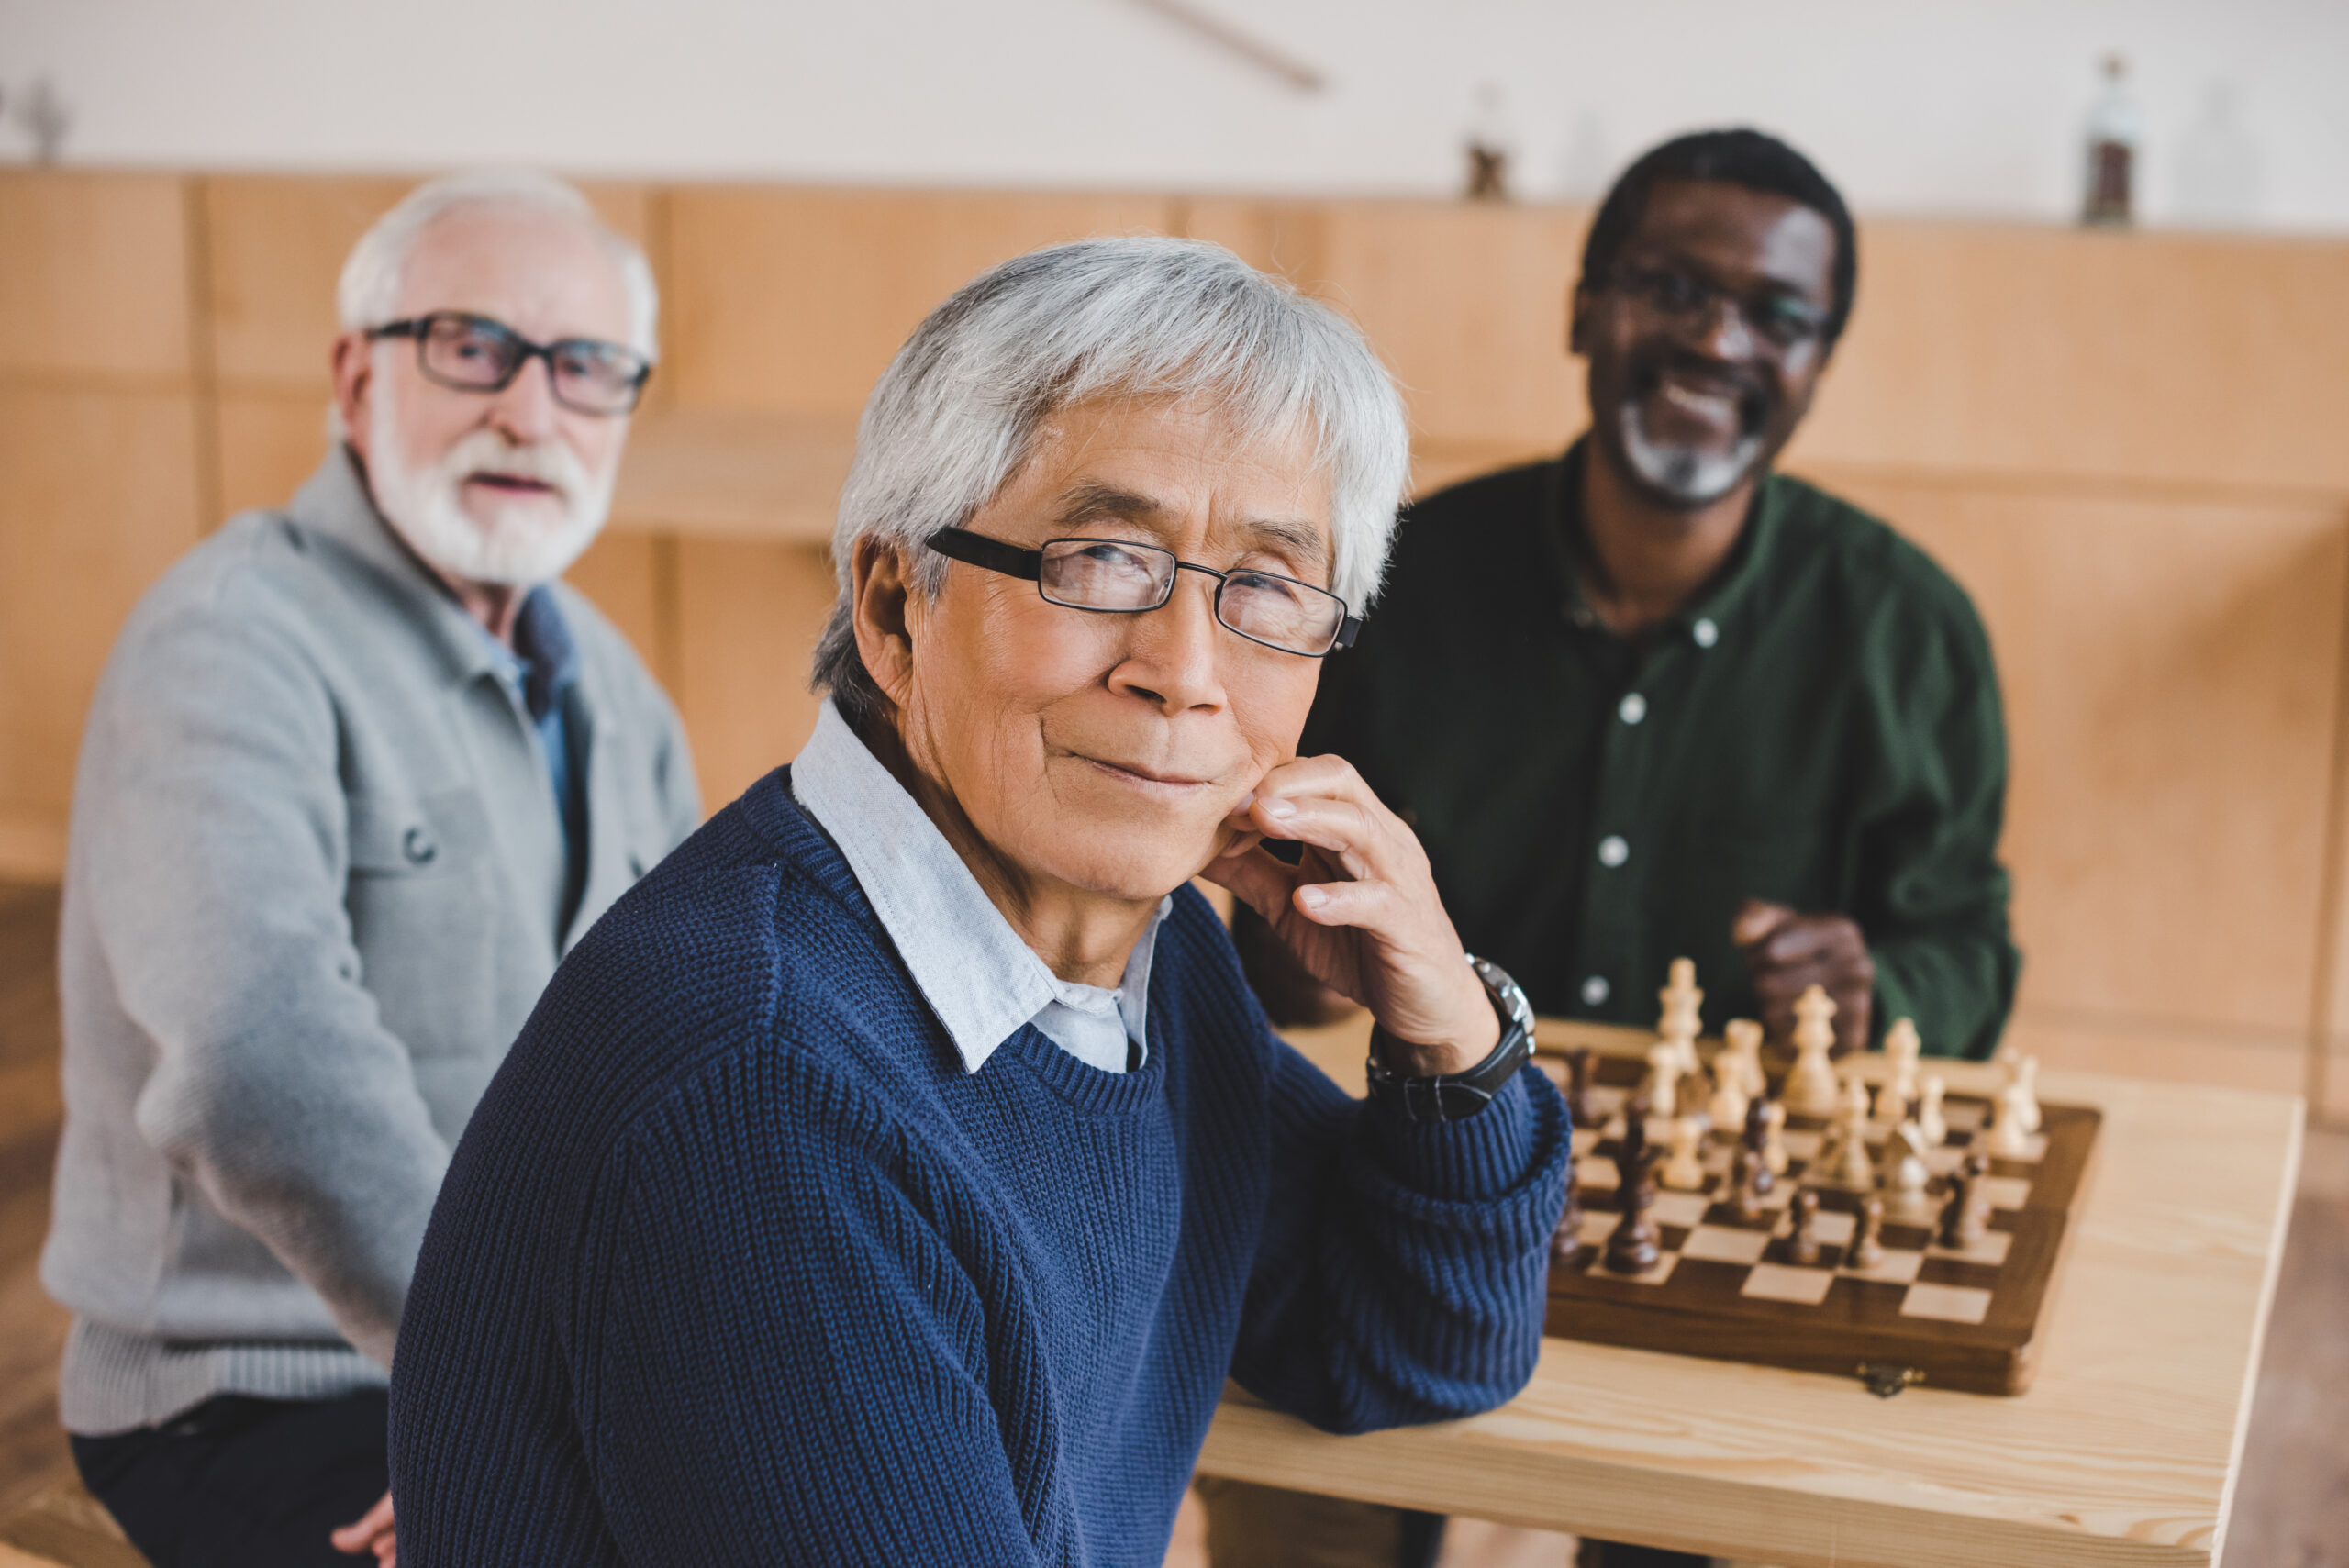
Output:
[39, 170, 699, 1568]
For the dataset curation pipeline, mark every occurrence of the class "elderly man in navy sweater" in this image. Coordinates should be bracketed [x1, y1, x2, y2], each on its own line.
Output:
[389, 237, 1572, 1566]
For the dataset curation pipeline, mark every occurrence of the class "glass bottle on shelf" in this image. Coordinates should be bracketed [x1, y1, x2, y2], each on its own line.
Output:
[1464, 82, 1515, 202]
[2081, 53, 2141, 228]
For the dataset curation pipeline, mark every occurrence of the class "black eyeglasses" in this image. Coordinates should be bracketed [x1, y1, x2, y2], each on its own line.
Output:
[366, 311, 652, 417]
[929, 528, 1361, 657]
[1607, 263, 1831, 351]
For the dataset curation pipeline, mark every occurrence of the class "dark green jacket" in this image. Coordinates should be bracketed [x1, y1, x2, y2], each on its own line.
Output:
[1306, 444, 2018, 1058]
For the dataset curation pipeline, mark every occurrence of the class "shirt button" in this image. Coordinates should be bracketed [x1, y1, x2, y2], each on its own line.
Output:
[1618, 692, 1647, 725]
[402, 826, 438, 865]
[1597, 834, 1629, 868]
[1693, 617, 1720, 648]
[1581, 974, 1610, 1006]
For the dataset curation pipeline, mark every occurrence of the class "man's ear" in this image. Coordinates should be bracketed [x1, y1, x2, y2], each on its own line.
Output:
[331, 332, 375, 459]
[851, 536, 920, 713]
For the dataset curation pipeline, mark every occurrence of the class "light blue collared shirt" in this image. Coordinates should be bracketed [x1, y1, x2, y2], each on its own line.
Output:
[789, 700, 1165, 1074]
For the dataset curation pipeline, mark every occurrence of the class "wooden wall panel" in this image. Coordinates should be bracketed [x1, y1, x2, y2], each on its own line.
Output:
[563, 531, 674, 695]
[0, 172, 191, 383]
[216, 391, 332, 521]
[663, 188, 1178, 417]
[0, 386, 204, 868]
[673, 539, 838, 812]
[1788, 224, 2349, 495]
[1188, 198, 1590, 454]
[1816, 472, 2349, 1047]
[204, 175, 657, 392]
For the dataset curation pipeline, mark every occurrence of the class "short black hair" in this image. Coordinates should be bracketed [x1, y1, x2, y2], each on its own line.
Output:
[1581, 128, 1858, 344]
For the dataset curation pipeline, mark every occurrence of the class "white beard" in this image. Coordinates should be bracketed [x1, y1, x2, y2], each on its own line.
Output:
[1618, 397, 1765, 507]
[366, 393, 616, 587]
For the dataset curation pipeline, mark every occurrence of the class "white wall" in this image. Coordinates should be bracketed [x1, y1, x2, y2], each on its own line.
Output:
[4, 0, 2345, 230]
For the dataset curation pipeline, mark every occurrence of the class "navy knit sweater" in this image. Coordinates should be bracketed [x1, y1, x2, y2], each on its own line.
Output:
[388, 769, 1570, 1566]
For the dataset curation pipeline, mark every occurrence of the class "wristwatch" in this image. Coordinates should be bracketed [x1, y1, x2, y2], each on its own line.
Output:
[1364, 954, 1536, 1123]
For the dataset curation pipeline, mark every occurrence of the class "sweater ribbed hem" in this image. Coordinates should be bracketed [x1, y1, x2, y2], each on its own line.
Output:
[60, 1318, 387, 1436]
[1373, 1066, 1545, 1203]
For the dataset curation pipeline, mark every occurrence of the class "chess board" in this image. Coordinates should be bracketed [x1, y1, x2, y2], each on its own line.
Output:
[1540, 1050, 2101, 1396]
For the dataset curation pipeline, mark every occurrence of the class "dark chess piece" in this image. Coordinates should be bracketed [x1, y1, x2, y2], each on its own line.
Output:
[1740, 1097, 1777, 1199]
[1849, 1190, 1886, 1269]
[1619, 1093, 1651, 1172]
[1604, 1151, 1661, 1274]
[1728, 1143, 1767, 1224]
[1788, 1187, 1822, 1266]
[1939, 1151, 1994, 1249]
[1550, 1163, 1586, 1268]
[1562, 1047, 1593, 1131]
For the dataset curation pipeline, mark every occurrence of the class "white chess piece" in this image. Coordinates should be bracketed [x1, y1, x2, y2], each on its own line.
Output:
[2006, 1053, 2043, 1134]
[1707, 1053, 1751, 1132]
[1720, 1018, 1767, 1098]
[1759, 1099, 1788, 1176]
[1881, 1017, 1922, 1118]
[1781, 984, 1841, 1118]
[1880, 1119, 1934, 1221]
[1655, 956, 1704, 1078]
[1642, 1041, 1680, 1120]
[1820, 1075, 1876, 1189]
[1986, 1073, 2035, 1158]
[1660, 1116, 1708, 1190]
[1917, 1074, 1948, 1147]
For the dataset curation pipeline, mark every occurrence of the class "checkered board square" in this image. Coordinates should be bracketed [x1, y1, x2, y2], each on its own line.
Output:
[1541, 1047, 2102, 1396]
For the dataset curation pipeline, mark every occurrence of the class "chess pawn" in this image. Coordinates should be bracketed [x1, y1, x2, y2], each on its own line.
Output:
[1938, 1151, 1993, 1249]
[1720, 1017, 1767, 1098]
[1549, 1164, 1586, 1268]
[2007, 1053, 2043, 1134]
[1985, 1077, 2034, 1159]
[1916, 1074, 1948, 1147]
[1781, 984, 1841, 1117]
[1848, 1190, 1886, 1269]
[1882, 1017, 1923, 1113]
[1707, 1052, 1752, 1133]
[1605, 1151, 1662, 1273]
[1739, 1098, 1778, 1198]
[1642, 1041, 1681, 1120]
[1879, 1119, 1935, 1223]
[1758, 1098, 1788, 1177]
[1660, 1116, 1708, 1191]
[1728, 1143, 1769, 1224]
[1561, 1047, 1594, 1132]
[1787, 1187, 1823, 1266]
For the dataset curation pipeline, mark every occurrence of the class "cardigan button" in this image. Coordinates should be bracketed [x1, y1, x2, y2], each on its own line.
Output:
[402, 825, 439, 865]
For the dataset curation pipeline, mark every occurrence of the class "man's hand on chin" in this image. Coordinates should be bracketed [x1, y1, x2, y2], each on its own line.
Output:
[1732, 898, 1874, 1054]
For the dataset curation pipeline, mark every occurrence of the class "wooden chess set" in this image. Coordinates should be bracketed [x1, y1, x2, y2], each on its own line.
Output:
[1537, 962, 2101, 1397]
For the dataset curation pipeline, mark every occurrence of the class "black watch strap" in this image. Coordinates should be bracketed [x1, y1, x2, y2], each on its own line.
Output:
[1364, 955, 1536, 1123]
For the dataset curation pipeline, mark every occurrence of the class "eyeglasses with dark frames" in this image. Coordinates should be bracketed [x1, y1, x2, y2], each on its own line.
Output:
[1606, 262, 1831, 352]
[928, 528, 1361, 657]
[365, 311, 653, 417]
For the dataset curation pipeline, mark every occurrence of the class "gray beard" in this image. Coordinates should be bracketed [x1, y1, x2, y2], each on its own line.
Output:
[1618, 398, 1765, 507]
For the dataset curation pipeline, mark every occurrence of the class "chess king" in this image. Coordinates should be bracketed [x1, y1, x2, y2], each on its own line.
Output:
[1227, 128, 2021, 1568]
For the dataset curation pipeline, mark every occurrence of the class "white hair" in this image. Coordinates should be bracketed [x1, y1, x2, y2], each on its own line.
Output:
[813, 236, 1411, 724]
[335, 168, 659, 354]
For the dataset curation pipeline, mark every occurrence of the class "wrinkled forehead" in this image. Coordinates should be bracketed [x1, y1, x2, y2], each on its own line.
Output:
[1022, 392, 1334, 554]
[395, 205, 633, 346]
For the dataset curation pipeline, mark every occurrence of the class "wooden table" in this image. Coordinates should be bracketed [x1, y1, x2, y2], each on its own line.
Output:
[1195, 1018, 2304, 1567]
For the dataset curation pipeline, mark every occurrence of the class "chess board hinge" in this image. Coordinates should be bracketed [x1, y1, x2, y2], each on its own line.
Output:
[1857, 1362, 1926, 1399]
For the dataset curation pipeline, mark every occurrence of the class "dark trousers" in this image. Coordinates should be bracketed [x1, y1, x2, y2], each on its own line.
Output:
[71, 1389, 388, 1568]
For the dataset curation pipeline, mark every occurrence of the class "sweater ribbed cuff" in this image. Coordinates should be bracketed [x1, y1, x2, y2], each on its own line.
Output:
[1370, 1065, 1542, 1203]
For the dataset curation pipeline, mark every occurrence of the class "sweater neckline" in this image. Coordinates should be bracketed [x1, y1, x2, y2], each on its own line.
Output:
[992, 1019, 1167, 1116]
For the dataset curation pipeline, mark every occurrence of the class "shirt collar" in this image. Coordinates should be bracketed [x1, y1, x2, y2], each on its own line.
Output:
[1548, 436, 1783, 650]
[789, 699, 1167, 1074]
[469, 588, 581, 722]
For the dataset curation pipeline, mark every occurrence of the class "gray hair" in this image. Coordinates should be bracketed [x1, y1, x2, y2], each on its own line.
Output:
[335, 169, 659, 354]
[812, 236, 1411, 726]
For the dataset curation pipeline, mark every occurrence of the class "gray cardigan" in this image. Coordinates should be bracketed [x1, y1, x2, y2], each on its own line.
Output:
[41, 450, 701, 1433]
